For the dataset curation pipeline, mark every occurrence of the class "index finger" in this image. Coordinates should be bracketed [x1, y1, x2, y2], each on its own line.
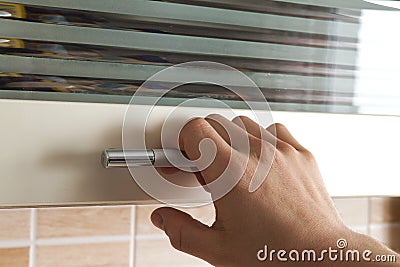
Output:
[179, 118, 232, 184]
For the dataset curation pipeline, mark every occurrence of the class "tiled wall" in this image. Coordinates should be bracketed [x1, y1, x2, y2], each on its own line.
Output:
[333, 197, 400, 252]
[0, 198, 399, 267]
[0, 207, 132, 267]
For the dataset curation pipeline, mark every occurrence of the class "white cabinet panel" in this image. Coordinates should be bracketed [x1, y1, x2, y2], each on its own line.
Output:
[274, 112, 400, 198]
[1, 99, 399, 207]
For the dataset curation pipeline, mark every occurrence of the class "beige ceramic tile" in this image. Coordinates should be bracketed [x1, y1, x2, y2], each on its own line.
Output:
[0, 209, 30, 240]
[370, 197, 400, 224]
[135, 238, 212, 267]
[332, 197, 369, 234]
[135, 205, 163, 236]
[135, 204, 215, 236]
[37, 206, 131, 238]
[370, 223, 400, 253]
[36, 242, 129, 267]
[0, 247, 29, 267]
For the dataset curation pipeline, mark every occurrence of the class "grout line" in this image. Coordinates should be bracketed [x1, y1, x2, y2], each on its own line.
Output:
[29, 208, 37, 267]
[35, 235, 131, 246]
[369, 222, 400, 229]
[135, 234, 168, 241]
[348, 225, 369, 234]
[129, 205, 136, 267]
[0, 240, 31, 248]
[39, 205, 129, 211]
[367, 197, 371, 235]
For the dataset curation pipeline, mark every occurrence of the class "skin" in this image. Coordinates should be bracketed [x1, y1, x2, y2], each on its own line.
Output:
[150, 115, 400, 267]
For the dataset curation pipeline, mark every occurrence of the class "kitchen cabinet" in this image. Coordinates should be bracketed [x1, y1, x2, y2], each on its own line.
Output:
[1, 0, 399, 207]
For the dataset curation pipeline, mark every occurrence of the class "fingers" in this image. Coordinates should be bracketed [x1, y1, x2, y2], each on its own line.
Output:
[267, 123, 305, 151]
[204, 115, 230, 145]
[231, 117, 303, 151]
[232, 116, 276, 144]
[178, 116, 304, 188]
[231, 116, 276, 192]
[151, 207, 219, 262]
[179, 118, 232, 183]
[204, 114, 253, 152]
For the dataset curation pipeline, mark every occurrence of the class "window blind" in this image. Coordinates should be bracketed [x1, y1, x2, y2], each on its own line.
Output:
[0, 0, 399, 115]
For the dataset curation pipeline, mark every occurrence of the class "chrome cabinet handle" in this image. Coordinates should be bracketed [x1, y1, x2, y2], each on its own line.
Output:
[101, 149, 197, 169]
[101, 149, 155, 168]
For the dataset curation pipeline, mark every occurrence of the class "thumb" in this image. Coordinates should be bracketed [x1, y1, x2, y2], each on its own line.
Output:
[151, 207, 219, 261]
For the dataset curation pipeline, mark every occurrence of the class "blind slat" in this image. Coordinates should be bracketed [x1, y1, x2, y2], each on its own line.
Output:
[0, 19, 357, 66]
[0, 54, 356, 93]
[8, 0, 359, 38]
[2, 0, 399, 116]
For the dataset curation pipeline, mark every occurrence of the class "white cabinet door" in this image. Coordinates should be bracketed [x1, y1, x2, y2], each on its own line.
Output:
[1, 0, 400, 207]
[1, 99, 400, 207]
[1, 99, 146, 207]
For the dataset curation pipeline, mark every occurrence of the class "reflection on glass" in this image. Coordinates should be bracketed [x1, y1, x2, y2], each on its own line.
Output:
[0, 0, 399, 116]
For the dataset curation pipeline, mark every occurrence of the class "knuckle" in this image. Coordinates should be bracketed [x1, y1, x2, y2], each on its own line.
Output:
[274, 123, 287, 130]
[302, 149, 316, 161]
[235, 115, 249, 121]
[261, 140, 275, 156]
[273, 123, 286, 136]
[242, 137, 274, 171]
[249, 137, 269, 158]
[206, 113, 223, 121]
[170, 236, 182, 251]
[277, 141, 296, 154]
[273, 149, 284, 165]
[165, 216, 194, 254]
[232, 115, 248, 126]
[267, 122, 283, 131]
[185, 117, 207, 130]
[166, 226, 183, 251]
[181, 118, 211, 140]
[179, 231, 192, 253]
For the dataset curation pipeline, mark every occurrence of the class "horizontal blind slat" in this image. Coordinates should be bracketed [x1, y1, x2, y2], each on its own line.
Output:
[270, 0, 396, 10]
[0, 19, 357, 66]
[8, 0, 359, 38]
[0, 54, 356, 93]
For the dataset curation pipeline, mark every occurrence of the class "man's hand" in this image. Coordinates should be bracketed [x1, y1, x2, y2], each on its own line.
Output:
[150, 115, 399, 266]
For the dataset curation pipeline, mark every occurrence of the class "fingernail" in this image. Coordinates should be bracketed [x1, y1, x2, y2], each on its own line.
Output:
[151, 212, 164, 230]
